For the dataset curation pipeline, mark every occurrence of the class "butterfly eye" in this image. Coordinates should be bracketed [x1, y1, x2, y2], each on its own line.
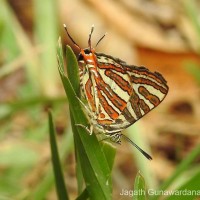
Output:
[84, 49, 91, 54]
[78, 54, 84, 61]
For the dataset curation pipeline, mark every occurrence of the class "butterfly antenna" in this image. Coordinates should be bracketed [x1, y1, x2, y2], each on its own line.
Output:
[95, 32, 107, 47]
[88, 24, 94, 50]
[121, 134, 152, 160]
[63, 24, 81, 50]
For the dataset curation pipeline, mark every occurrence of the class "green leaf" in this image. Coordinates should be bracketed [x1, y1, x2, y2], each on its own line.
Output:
[134, 172, 147, 200]
[57, 38, 114, 199]
[48, 111, 69, 200]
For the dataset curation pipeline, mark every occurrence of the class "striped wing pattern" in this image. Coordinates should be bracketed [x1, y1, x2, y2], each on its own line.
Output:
[79, 52, 169, 135]
[63, 24, 168, 159]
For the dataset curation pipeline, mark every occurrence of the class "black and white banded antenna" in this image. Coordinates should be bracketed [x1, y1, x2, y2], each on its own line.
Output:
[100, 134, 152, 160]
[95, 32, 107, 47]
[121, 134, 152, 160]
[88, 24, 94, 50]
[63, 24, 81, 50]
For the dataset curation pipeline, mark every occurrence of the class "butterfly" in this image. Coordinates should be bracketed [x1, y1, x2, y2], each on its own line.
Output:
[63, 24, 169, 160]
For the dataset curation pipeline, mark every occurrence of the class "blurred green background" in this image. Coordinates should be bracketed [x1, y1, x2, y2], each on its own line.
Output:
[1, 0, 200, 199]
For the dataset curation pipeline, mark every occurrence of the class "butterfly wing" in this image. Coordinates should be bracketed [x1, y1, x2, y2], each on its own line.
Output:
[95, 53, 169, 133]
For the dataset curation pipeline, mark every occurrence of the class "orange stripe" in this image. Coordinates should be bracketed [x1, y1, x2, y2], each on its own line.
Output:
[131, 76, 168, 94]
[138, 86, 160, 106]
[95, 75, 127, 112]
[97, 119, 113, 125]
[105, 70, 132, 95]
[85, 79, 96, 112]
[126, 67, 167, 86]
[98, 64, 126, 74]
[139, 99, 150, 114]
[130, 89, 142, 119]
[97, 90, 119, 120]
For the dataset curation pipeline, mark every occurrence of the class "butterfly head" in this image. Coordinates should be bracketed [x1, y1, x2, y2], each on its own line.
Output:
[78, 48, 95, 63]
[63, 24, 106, 56]
[63, 24, 105, 67]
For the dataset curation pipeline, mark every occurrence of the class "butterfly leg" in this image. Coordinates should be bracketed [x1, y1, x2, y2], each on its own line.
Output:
[75, 96, 96, 135]
[75, 96, 91, 114]
[75, 124, 94, 135]
[75, 96, 97, 119]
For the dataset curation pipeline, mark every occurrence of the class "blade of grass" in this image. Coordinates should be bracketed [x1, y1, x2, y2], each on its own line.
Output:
[64, 44, 87, 191]
[65, 45, 80, 94]
[0, 3, 19, 62]
[101, 142, 116, 171]
[57, 38, 113, 199]
[71, 114, 84, 194]
[26, 127, 73, 200]
[65, 43, 85, 194]
[48, 111, 69, 200]
[0, 0, 40, 93]
[134, 172, 147, 200]
[183, 0, 200, 49]
[151, 143, 200, 200]
[165, 170, 200, 200]
[33, 0, 59, 95]
[159, 144, 200, 191]
[127, 124, 157, 189]
[0, 96, 66, 120]
[76, 188, 89, 200]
